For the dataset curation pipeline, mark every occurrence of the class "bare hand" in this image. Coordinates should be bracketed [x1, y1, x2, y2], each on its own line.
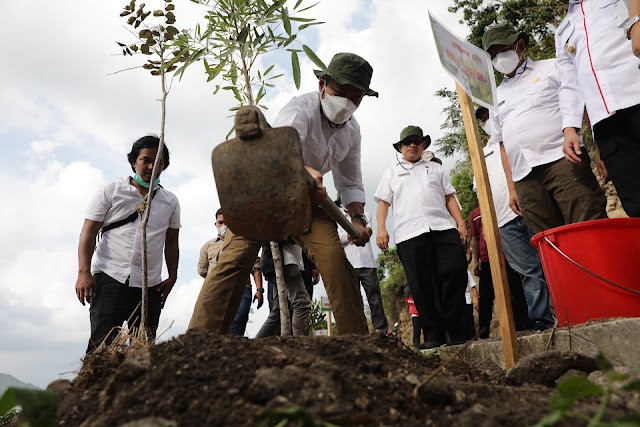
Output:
[157, 277, 176, 307]
[75, 272, 96, 306]
[562, 128, 582, 163]
[509, 190, 523, 216]
[311, 269, 320, 285]
[457, 223, 469, 247]
[349, 223, 370, 247]
[596, 157, 609, 184]
[376, 228, 390, 251]
[305, 166, 327, 206]
[632, 22, 640, 59]
[252, 291, 264, 309]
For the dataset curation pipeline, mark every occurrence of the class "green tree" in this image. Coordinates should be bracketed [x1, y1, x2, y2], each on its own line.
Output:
[176, 0, 325, 122]
[377, 248, 407, 326]
[115, 0, 188, 337]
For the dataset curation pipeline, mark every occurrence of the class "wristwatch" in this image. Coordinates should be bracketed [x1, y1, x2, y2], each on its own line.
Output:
[256, 288, 264, 293]
[350, 213, 368, 226]
[625, 15, 640, 40]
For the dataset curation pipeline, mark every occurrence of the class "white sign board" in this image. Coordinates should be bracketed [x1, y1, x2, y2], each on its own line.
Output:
[314, 329, 328, 336]
[320, 296, 331, 311]
[429, 11, 498, 111]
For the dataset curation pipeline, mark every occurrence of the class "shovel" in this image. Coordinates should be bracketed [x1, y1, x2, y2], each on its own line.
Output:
[212, 106, 359, 241]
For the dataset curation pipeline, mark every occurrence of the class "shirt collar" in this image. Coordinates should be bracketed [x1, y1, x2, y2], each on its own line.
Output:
[504, 57, 533, 81]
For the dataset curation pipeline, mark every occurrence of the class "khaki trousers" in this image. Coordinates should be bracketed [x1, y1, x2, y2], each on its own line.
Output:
[189, 208, 368, 335]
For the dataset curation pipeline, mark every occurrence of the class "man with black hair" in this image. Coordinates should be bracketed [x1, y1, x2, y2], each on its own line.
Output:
[482, 23, 606, 234]
[75, 135, 180, 352]
[197, 209, 263, 337]
[336, 197, 388, 335]
[189, 52, 378, 335]
[473, 106, 554, 331]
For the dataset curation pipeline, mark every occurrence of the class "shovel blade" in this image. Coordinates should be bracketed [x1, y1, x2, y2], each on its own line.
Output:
[212, 126, 311, 241]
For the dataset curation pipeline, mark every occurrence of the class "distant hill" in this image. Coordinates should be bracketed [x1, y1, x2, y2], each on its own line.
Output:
[0, 373, 39, 396]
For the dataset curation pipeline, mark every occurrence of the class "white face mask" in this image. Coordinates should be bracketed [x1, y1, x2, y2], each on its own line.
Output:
[217, 225, 227, 237]
[320, 89, 358, 124]
[481, 121, 491, 135]
[492, 49, 520, 74]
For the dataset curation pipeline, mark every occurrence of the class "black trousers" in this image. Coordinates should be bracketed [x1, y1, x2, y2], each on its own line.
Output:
[477, 261, 532, 339]
[594, 104, 640, 217]
[411, 316, 428, 346]
[87, 272, 162, 353]
[397, 229, 472, 345]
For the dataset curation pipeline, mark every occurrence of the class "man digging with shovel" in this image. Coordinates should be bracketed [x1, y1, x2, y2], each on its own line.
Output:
[189, 52, 378, 335]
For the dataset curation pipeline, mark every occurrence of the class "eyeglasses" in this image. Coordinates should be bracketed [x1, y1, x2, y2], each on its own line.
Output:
[400, 139, 424, 147]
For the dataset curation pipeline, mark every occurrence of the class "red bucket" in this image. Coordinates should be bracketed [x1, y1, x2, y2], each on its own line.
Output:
[531, 218, 640, 326]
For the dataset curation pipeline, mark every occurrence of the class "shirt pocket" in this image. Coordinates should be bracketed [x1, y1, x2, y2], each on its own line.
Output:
[555, 18, 575, 54]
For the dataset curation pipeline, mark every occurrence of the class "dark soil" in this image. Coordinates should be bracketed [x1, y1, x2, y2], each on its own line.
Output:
[53, 331, 628, 426]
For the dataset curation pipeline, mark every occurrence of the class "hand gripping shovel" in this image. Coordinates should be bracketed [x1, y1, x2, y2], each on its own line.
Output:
[212, 106, 358, 241]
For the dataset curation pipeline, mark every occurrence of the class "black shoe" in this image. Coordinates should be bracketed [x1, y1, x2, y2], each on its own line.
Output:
[533, 321, 553, 331]
[422, 339, 446, 349]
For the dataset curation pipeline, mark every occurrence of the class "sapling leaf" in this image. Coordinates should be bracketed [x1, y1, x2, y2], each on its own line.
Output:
[597, 354, 613, 372]
[550, 376, 604, 412]
[302, 44, 326, 70]
[291, 50, 300, 89]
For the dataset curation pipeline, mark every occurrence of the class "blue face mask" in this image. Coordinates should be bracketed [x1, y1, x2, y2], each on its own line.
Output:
[133, 172, 160, 189]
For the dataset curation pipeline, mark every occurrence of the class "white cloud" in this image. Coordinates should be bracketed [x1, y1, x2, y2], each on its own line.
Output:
[0, 0, 468, 387]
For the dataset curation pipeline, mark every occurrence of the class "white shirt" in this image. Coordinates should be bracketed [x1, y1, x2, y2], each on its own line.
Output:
[466, 271, 477, 305]
[86, 177, 181, 288]
[337, 211, 377, 269]
[557, 0, 640, 127]
[374, 159, 457, 245]
[473, 140, 518, 228]
[489, 58, 568, 182]
[282, 243, 304, 271]
[273, 92, 365, 207]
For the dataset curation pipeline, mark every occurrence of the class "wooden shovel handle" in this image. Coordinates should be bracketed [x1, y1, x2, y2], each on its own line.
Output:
[304, 171, 359, 239]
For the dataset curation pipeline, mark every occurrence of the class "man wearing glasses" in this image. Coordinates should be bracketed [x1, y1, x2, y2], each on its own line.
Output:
[375, 126, 472, 348]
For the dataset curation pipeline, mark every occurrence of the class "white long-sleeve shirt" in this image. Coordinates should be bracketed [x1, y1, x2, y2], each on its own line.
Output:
[489, 58, 568, 182]
[273, 91, 365, 207]
[557, 0, 640, 128]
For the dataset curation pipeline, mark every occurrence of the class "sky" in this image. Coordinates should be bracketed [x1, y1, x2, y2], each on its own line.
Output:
[0, 0, 470, 388]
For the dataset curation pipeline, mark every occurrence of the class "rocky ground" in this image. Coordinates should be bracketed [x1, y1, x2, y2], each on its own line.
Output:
[49, 331, 640, 427]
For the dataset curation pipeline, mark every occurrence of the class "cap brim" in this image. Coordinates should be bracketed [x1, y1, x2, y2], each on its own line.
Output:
[484, 32, 525, 51]
[314, 69, 379, 97]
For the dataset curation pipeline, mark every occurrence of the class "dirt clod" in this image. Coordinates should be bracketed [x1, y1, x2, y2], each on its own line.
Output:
[57, 331, 592, 426]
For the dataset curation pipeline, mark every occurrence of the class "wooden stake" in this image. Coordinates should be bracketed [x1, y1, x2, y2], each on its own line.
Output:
[455, 83, 520, 369]
[327, 311, 332, 337]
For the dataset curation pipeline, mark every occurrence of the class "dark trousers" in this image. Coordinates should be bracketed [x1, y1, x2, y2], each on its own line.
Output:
[229, 286, 252, 336]
[397, 229, 472, 346]
[514, 151, 607, 234]
[411, 316, 427, 346]
[355, 268, 388, 334]
[87, 272, 161, 353]
[594, 104, 640, 217]
[477, 261, 532, 339]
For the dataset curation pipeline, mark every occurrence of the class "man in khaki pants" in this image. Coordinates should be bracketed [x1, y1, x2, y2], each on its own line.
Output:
[189, 52, 379, 335]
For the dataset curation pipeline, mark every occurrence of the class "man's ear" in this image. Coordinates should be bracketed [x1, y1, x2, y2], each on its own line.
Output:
[318, 77, 326, 92]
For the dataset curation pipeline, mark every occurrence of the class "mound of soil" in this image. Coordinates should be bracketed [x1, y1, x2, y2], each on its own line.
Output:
[55, 331, 590, 426]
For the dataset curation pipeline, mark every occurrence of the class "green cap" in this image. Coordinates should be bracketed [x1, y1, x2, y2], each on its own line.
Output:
[482, 22, 528, 51]
[394, 125, 431, 152]
[314, 52, 378, 97]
